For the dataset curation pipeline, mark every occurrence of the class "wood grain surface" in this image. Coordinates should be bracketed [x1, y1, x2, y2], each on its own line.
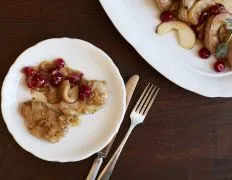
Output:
[0, 1, 232, 180]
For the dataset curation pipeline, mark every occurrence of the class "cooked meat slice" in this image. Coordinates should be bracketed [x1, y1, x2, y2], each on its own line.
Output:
[20, 100, 68, 143]
[87, 80, 108, 106]
[32, 87, 61, 104]
[170, 1, 180, 12]
[32, 90, 48, 103]
[218, 25, 230, 42]
[204, 12, 232, 53]
[156, 0, 174, 11]
[31, 91, 60, 112]
[169, 1, 180, 17]
[21, 101, 33, 123]
[45, 87, 61, 104]
[60, 101, 98, 116]
[227, 45, 232, 67]
[188, 0, 216, 25]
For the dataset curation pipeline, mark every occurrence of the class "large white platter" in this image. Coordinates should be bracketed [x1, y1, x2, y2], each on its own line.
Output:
[100, 0, 232, 97]
[1, 38, 126, 162]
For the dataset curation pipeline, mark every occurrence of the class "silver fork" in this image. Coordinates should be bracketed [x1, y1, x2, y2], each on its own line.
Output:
[97, 84, 160, 180]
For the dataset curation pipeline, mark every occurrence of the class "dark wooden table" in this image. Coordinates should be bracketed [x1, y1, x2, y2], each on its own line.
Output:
[1, 1, 232, 180]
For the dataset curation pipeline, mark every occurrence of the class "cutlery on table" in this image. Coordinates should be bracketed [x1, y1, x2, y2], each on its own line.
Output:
[86, 75, 140, 180]
[97, 84, 160, 180]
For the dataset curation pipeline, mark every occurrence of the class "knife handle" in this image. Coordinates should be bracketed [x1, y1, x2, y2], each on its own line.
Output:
[125, 75, 139, 108]
[86, 75, 139, 180]
[86, 155, 103, 180]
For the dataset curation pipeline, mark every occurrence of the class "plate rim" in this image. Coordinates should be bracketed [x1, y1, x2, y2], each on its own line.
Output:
[1, 37, 126, 162]
[99, 0, 232, 98]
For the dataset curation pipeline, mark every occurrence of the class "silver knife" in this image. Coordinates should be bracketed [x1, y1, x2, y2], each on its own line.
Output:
[86, 75, 140, 180]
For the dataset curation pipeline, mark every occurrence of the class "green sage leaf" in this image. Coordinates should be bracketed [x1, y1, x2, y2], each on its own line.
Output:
[225, 19, 232, 30]
[216, 43, 229, 58]
[226, 18, 232, 26]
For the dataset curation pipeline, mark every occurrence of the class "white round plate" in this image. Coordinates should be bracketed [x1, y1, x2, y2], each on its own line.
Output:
[1, 38, 126, 162]
[100, 0, 232, 97]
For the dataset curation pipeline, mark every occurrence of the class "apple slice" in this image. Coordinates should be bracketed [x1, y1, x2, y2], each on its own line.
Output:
[188, 0, 215, 25]
[157, 20, 196, 49]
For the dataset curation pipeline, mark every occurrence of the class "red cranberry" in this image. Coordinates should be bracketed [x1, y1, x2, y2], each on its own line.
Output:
[199, 47, 211, 59]
[209, 4, 224, 15]
[38, 72, 50, 87]
[160, 11, 173, 22]
[50, 71, 64, 87]
[26, 76, 38, 89]
[79, 85, 92, 100]
[25, 73, 47, 89]
[78, 92, 85, 101]
[214, 60, 225, 72]
[54, 58, 65, 69]
[68, 73, 84, 84]
[23, 66, 36, 76]
[33, 74, 46, 88]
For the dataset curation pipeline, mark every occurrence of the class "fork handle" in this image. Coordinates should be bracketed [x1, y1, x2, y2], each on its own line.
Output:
[97, 124, 136, 180]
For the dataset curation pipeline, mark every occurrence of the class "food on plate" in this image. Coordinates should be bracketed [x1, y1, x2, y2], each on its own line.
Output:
[155, 0, 232, 72]
[204, 12, 231, 53]
[59, 80, 108, 116]
[156, 0, 175, 11]
[182, 0, 197, 9]
[214, 0, 232, 13]
[21, 100, 68, 143]
[157, 20, 196, 49]
[214, 60, 226, 72]
[178, 0, 197, 23]
[188, 0, 216, 25]
[199, 47, 211, 59]
[20, 58, 108, 143]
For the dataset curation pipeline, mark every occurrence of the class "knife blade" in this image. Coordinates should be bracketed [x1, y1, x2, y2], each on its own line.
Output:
[86, 75, 139, 180]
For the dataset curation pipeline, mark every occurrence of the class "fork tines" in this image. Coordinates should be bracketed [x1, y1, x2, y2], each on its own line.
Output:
[132, 84, 159, 116]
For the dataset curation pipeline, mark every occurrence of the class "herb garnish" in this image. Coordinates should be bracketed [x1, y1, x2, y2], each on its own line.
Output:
[215, 18, 232, 58]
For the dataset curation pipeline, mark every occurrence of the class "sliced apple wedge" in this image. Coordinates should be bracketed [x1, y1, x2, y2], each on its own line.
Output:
[157, 21, 196, 49]
[188, 0, 215, 25]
